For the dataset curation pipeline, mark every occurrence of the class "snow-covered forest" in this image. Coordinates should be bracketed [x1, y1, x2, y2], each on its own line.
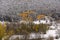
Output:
[0, 0, 60, 40]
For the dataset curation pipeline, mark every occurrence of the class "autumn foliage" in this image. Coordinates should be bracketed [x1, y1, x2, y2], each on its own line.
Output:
[37, 14, 45, 20]
[19, 10, 46, 21]
[0, 23, 6, 40]
[18, 10, 35, 21]
[0, 10, 49, 40]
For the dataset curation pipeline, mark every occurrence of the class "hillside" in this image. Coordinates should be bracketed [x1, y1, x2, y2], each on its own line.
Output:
[0, 0, 60, 15]
[0, 0, 60, 22]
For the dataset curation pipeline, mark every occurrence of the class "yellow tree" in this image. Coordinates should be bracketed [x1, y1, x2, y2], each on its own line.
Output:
[0, 23, 6, 40]
[32, 24, 49, 33]
[19, 10, 35, 21]
[37, 14, 45, 20]
[19, 13, 28, 20]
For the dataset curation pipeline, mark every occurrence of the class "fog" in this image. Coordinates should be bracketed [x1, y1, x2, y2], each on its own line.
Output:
[0, 0, 60, 15]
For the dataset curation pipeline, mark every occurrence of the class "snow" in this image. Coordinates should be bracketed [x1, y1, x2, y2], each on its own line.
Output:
[44, 34, 49, 38]
[9, 35, 24, 40]
[2, 15, 60, 40]
[50, 25, 56, 29]
[33, 20, 51, 24]
[54, 38, 60, 40]
[33, 16, 51, 24]
[39, 20, 47, 24]
[29, 33, 39, 39]
[57, 23, 60, 29]
[29, 33, 36, 39]
[33, 21, 40, 24]
[46, 30, 57, 37]
[0, 21, 4, 24]
[57, 26, 60, 29]
[20, 20, 29, 24]
[32, 16, 60, 39]
[50, 26, 55, 29]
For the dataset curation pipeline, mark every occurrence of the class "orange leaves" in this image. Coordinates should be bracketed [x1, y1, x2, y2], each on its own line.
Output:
[19, 12, 28, 20]
[19, 10, 46, 21]
[19, 10, 35, 21]
[19, 10, 35, 17]
[19, 13, 28, 19]
[37, 14, 45, 20]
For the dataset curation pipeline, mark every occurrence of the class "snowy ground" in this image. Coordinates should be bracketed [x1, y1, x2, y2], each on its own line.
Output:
[1, 20, 60, 40]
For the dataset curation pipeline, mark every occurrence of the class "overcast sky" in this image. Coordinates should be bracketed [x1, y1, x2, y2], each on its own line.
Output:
[0, 0, 60, 15]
